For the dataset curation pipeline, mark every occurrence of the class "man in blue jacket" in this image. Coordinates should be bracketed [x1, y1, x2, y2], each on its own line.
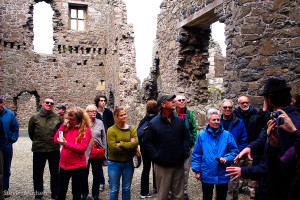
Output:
[143, 94, 190, 200]
[191, 108, 238, 200]
[0, 96, 19, 197]
[220, 99, 248, 200]
[227, 77, 300, 200]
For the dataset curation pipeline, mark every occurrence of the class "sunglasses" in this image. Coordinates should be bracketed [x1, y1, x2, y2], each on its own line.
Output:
[223, 106, 233, 110]
[177, 99, 185, 102]
[45, 101, 54, 105]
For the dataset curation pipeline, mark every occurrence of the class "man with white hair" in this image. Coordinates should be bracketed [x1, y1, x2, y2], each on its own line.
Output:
[191, 108, 238, 200]
[174, 95, 197, 200]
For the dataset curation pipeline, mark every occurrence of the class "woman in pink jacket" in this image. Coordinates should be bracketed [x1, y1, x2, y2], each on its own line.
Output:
[54, 107, 92, 200]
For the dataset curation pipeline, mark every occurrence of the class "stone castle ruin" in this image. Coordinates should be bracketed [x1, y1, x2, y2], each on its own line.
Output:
[1, 0, 300, 128]
[144, 0, 300, 126]
[1, 0, 140, 127]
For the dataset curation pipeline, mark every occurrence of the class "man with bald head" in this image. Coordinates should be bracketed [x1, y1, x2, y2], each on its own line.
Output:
[233, 96, 267, 199]
[234, 96, 260, 143]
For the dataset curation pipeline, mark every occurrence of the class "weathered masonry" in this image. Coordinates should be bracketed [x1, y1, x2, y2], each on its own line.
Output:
[144, 0, 300, 126]
[0, 0, 140, 128]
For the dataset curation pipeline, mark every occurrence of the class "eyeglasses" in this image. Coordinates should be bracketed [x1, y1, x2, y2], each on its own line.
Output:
[223, 106, 233, 110]
[240, 102, 249, 105]
[45, 101, 54, 105]
[66, 117, 77, 121]
[177, 99, 185, 102]
[87, 111, 97, 113]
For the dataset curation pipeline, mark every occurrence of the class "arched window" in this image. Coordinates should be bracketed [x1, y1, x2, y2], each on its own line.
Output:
[33, 2, 54, 54]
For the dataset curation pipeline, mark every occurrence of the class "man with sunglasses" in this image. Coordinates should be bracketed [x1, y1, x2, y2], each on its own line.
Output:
[28, 97, 62, 200]
[220, 99, 248, 200]
[174, 95, 197, 200]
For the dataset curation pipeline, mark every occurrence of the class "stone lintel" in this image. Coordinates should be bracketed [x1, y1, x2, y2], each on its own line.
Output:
[178, 0, 223, 28]
[68, 1, 89, 6]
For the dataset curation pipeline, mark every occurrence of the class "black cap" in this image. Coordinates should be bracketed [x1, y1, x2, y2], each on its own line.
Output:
[0, 96, 4, 103]
[157, 94, 176, 109]
[57, 105, 66, 110]
[260, 77, 291, 96]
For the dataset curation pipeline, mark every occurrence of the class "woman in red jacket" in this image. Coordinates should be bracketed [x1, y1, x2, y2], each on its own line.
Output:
[54, 107, 92, 200]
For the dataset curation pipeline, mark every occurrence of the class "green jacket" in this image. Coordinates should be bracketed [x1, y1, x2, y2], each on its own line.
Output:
[107, 125, 138, 162]
[174, 108, 197, 147]
[28, 109, 62, 152]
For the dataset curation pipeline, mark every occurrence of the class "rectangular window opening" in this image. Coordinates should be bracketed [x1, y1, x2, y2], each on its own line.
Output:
[69, 5, 87, 31]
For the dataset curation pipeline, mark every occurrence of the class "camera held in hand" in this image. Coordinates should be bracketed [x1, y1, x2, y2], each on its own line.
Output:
[271, 111, 284, 125]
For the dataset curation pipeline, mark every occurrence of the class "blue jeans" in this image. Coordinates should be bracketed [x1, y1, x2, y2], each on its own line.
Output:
[107, 160, 134, 200]
[81, 158, 103, 198]
[0, 144, 12, 191]
[202, 182, 228, 200]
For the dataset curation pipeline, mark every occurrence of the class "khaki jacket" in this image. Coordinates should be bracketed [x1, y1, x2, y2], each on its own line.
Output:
[28, 109, 62, 152]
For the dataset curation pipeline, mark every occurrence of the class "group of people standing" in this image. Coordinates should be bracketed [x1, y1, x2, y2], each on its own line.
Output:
[0, 76, 300, 200]
[27, 94, 117, 200]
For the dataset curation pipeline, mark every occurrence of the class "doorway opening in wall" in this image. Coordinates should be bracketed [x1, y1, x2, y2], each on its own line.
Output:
[33, 1, 54, 54]
[177, 1, 226, 105]
[207, 21, 226, 100]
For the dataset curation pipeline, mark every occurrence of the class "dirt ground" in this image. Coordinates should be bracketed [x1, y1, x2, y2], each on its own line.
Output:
[6, 131, 250, 200]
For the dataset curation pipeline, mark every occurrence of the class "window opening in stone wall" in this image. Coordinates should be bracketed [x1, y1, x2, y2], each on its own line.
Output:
[69, 5, 86, 31]
[33, 2, 54, 54]
[206, 21, 226, 104]
[211, 21, 226, 57]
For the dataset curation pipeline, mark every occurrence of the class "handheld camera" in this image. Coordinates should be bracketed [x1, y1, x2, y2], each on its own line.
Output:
[271, 111, 284, 126]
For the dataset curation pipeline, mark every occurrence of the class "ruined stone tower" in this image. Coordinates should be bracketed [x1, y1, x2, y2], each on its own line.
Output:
[0, 0, 140, 127]
[144, 0, 300, 126]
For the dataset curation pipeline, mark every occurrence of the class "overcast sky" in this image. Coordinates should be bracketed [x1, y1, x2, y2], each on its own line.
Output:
[33, 1, 225, 81]
[123, 0, 163, 81]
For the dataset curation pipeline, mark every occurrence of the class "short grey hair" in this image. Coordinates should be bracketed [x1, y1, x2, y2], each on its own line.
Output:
[221, 99, 234, 107]
[206, 108, 221, 120]
[86, 104, 97, 112]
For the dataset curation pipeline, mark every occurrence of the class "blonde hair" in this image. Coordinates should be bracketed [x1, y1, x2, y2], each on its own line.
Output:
[66, 107, 92, 144]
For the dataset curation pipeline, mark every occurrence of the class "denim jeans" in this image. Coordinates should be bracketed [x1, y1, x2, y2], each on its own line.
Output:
[0, 151, 4, 199]
[107, 160, 134, 200]
[202, 182, 228, 200]
[81, 158, 103, 198]
[33, 151, 60, 199]
[0, 144, 12, 191]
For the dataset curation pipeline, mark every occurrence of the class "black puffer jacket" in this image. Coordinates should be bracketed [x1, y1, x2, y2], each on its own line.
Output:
[143, 113, 190, 167]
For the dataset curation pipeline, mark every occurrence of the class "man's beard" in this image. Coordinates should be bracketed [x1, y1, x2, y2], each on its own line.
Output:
[241, 107, 249, 111]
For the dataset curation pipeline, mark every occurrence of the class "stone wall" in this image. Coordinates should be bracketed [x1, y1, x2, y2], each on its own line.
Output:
[0, 0, 139, 128]
[144, 0, 300, 130]
[222, 0, 300, 103]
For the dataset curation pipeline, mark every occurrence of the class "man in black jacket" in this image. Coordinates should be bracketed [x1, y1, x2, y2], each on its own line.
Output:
[144, 94, 190, 200]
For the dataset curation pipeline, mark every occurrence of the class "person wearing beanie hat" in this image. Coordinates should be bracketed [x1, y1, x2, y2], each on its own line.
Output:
[143, 94, 190, 200]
